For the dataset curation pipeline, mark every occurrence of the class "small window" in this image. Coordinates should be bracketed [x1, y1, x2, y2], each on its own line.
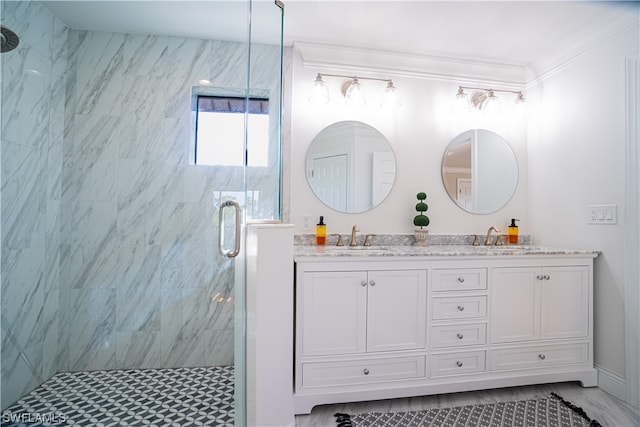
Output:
[194, 95, 269, 167]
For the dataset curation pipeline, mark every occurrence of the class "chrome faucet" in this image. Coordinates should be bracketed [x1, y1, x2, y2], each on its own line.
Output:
[349, 225, 360, 246]
[485, 226, 500, 246]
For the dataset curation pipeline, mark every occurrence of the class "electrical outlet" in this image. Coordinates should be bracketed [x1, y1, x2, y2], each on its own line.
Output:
[302, 214, 311, 229]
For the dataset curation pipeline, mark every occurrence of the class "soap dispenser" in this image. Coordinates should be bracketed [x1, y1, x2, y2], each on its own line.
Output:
[316, 216, 326, 245]
[508, 218, 520, 244]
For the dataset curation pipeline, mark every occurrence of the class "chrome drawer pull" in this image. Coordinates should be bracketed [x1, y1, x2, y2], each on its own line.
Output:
[456, 333, 464, 340]
[457, 305, 465, 311]
[457, 277, 465, 283]
[538, 354, 546, 360]
[363, 368, 370, 375]
[456, 361, 463, 367]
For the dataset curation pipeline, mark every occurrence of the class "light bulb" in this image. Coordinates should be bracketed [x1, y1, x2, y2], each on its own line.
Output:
[309, 74, 329, 104]
[381, 80, 401, 109]
[345, 78, 366, 107]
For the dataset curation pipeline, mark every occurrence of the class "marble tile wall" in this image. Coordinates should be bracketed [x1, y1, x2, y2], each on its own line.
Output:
[58, 30, 282, 372]
[1, 0, 66, 410]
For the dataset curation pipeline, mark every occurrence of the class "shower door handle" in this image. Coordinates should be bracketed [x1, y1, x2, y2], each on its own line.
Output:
[219, 200, 241, 258]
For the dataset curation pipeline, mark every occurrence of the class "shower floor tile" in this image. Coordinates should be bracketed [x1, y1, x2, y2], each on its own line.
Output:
[1, 366, 234, 426]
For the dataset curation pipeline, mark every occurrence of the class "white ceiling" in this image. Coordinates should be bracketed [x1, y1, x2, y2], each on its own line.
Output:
[42, 1, 638, 68]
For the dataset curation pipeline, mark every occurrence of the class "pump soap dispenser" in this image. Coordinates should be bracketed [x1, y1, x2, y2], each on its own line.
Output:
[316, 216, 327, 245]
[508, 218, 520, 244]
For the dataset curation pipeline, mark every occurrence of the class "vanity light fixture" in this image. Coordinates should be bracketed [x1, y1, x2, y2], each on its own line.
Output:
[309, 73, 400, 108]
[455, 86, 525, 115]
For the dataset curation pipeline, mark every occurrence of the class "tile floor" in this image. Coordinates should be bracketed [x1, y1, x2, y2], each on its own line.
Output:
[1, 366, 234, 426]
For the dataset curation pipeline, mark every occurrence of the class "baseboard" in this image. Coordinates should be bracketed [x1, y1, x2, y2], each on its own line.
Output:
[596, 363, 627, 402]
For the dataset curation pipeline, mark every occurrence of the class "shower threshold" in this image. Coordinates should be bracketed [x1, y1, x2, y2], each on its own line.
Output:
[1, 366, 234, 426]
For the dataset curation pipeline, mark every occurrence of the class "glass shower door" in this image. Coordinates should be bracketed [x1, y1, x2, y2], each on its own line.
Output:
[214, 1, 284, 425]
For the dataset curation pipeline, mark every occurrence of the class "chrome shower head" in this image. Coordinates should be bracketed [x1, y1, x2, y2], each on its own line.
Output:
[1, 25, 20, 53]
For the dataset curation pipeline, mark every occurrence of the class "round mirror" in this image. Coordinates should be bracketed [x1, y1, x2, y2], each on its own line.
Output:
[306, 121, 396, 213]
[441, 129, 518, 214]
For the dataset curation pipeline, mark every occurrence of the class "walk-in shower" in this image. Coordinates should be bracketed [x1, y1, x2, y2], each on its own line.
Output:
[1, 0, 284, 425]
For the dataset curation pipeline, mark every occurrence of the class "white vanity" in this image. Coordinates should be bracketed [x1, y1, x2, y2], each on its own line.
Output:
[293, 245, 598, 414]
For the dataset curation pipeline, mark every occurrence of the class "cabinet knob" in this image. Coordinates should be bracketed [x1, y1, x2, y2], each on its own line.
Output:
[457, 305, 465, 312]
[538, 354, 546, 360]
[456, 333, 464, 340]
[544, 275, 550, 280]
[457, 277, 465, 283]
[456, 361, 463, 367]
[536, 275, 543, 280]
[361, 280, 367, 287]
[363, 368, 370, 375]
[369, 280, 376, 286]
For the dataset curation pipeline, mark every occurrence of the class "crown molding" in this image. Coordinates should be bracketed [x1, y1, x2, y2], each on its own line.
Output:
[294, 41, 527, 88]
[526, 12, 639, 86]
[295, 8, 638, 91]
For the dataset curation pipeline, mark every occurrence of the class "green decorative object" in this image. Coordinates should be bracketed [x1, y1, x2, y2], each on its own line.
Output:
[413, 192, 430, 229]
[413, 192, 429, 246]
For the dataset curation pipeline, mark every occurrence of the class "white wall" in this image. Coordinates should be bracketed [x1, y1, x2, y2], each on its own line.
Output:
[527, 24, 639, 382]
[290, 49, 529, 238]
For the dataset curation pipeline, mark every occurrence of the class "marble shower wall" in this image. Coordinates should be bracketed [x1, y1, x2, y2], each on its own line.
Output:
[1, 1, 66, 409]
[58, 30, 282, 372]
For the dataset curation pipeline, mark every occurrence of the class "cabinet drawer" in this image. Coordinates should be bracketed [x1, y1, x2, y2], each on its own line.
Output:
[432, 268, 487, 292]
[491, 343, 589, 372]
[432, 296, 487, 320]
[302, 356, 426, 387]
[431, 323, 487, 348]
[429, 350, 486, 377]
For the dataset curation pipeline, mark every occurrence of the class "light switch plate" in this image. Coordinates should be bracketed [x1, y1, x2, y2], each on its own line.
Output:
[587, 204, 617, 224]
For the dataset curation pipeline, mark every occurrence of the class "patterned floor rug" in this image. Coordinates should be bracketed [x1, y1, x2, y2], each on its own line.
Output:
[1, 366, 234, 426]
[335, 393, 602, 427]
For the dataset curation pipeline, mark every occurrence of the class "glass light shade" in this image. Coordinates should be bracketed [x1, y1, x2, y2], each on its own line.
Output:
[381, 81, 401, 109]
[309, 74, 329, 104]
[345, 78, 366, 107]
[482, 90, 503, 116]
[513, 92, 526, 117]
[452, 88, 470, 115]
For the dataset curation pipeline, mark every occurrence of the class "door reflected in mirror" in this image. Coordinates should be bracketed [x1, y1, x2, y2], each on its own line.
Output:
[442, 129, 518, 214]
[306, 121, 396, 213]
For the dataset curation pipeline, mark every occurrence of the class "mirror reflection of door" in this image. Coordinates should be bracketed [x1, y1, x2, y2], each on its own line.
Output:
[372, 151, 396, 206]
[309, 153, 348, 211]
[456, 178, 472, 210]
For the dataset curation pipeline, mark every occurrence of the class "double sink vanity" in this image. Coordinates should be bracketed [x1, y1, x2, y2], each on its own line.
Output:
[296, 121, 598, 413]
[292, 239, 598, 414]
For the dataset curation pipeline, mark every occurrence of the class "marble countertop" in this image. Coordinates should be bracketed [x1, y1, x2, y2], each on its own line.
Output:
[294, 244, 600, 259]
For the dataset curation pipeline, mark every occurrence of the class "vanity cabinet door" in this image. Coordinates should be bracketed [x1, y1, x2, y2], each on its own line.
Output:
[540, 266, 589, 340]
[301, 271, 368, 356]
[491, 267, 540, 343]
[367, 270, 427, 352]
[300, 269, 427, 357]
[491, 266, 589, 344]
